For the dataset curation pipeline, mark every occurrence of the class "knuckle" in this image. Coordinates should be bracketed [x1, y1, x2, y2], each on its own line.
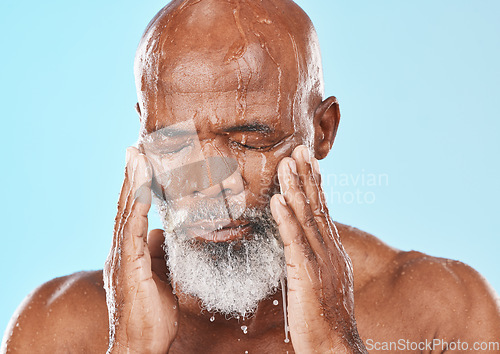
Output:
[303, 210, 317, 229]
[313, 172, 322, 185]
[129, 252, 146, 263]
[311, 206, 329, 221]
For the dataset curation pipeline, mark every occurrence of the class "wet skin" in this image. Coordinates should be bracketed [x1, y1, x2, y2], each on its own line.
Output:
[3, 0, 500, 353]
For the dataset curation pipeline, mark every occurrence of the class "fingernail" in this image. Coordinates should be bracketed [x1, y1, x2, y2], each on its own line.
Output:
[139, 153, 152, 178]
[271, 194, 287, 221]
[300, 146, 311, 163]
[312, 157, 321, 175]
[126, 147, 138, 177]
[288, 159, 297, 175]
[134, 155, 152, 204]
[136, 155, 153, 184]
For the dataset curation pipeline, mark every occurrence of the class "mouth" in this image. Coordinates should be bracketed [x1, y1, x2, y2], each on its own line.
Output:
[183, 220, 253, 243]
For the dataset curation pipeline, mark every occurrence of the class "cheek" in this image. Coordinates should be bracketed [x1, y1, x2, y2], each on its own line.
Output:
[241, 155, 275, 207]
[238, 143, 295, 207]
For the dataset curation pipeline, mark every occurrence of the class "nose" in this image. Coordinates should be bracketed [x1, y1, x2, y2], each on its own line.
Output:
[156, 153, 244, 201]
[193, 140, 244, 199]
[196, 165, 244, 199]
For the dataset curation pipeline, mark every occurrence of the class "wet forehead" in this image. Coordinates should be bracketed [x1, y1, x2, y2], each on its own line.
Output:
[147, 42, 295, 135]
[160, 42, 280, 94]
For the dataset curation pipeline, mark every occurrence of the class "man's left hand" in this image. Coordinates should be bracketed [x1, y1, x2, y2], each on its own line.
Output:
[270, 145, 367, 353]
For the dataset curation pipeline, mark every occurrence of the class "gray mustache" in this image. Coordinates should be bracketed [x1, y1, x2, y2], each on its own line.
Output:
[169, 199, 246, 225]
[156, 197, 276, 235]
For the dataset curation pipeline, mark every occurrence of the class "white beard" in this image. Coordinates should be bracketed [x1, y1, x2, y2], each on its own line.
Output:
[155, 196, 285, 318]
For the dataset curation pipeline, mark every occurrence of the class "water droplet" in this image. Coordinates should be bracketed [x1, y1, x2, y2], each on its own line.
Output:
[241, 325, 248, 334]
[210, 316, 215, 322]
[273, 300, 279, 306]
[172, 305, 177, 310]
[174, 321, 178, 326]
[245, 351, 249, 354]
[280, 276, 290, 344]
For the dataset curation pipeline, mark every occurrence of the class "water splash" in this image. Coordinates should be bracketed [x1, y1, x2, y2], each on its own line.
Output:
[280, 276, 290, 343]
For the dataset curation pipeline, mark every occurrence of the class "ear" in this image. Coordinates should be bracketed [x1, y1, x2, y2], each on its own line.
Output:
[135, 102, 142, 119]
[313, 96, 340, 160]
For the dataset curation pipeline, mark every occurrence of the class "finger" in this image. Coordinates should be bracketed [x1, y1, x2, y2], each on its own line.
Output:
[291, 147, 350, 278]
[148, 229, 166, 259]
[113, 147, 139, 235]
[106, 147, 140, 287]
[270, 194, 319, 283]
[291, 146, 336, 246]
[148, 229, 169, 283]
[105, 149, 153, 299]
[119, 152, 153, 261]
[106, 151, 153, 296]
[277, 157, 325, 255]
[291, 146, 325, 214]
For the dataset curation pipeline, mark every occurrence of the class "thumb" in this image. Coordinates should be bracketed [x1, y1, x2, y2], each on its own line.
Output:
[148, 229, 170, 283]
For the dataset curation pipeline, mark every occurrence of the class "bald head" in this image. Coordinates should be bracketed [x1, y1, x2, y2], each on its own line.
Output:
[134, 0, 325, 136]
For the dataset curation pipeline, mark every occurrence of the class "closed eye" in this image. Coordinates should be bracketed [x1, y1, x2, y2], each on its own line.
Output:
[154, 140, 194, 155]
[230, 138, 284, 151]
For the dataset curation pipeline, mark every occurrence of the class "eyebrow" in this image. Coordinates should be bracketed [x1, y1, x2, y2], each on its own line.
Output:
[223, 123, 274, 134]
[150, 122, 274, 137]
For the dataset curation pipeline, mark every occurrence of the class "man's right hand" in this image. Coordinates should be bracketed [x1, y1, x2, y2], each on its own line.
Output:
[103, 146, 179, 353]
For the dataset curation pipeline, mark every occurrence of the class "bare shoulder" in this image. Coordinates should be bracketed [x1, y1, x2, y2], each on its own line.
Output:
[389, 248, 500, 339]
[1, 270, 109, 353]
[336, 222, 500, 345]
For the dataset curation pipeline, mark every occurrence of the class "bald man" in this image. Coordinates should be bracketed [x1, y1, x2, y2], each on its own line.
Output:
[2, 0, 499, 353]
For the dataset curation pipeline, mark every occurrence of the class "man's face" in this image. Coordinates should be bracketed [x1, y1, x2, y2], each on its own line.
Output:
[134, 1, 318, 317]
[138, 37, 312, 237]
[140, 43, 305, 214]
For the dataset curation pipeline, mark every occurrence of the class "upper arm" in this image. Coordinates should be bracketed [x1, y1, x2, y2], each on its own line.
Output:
[1, 271, 109, 353]
[438, 260, 500, 350]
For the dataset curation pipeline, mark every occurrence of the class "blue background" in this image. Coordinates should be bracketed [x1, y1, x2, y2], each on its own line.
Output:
[1, 0, 499, 334]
